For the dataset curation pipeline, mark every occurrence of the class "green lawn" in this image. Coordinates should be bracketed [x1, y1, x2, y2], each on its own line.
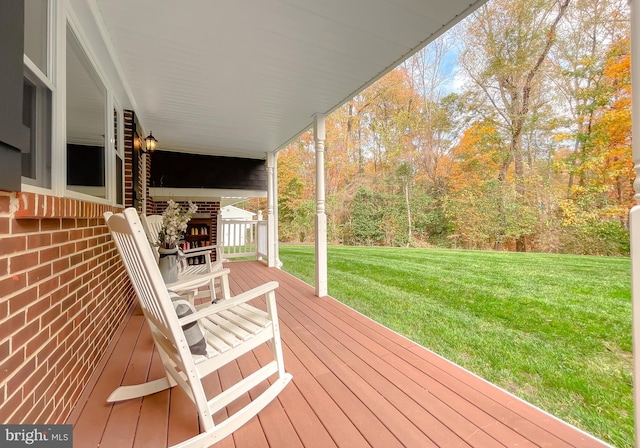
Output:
[278, 245, 633, 448]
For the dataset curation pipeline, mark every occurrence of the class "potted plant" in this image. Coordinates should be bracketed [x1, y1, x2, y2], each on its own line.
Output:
[157, 200, 198, 283]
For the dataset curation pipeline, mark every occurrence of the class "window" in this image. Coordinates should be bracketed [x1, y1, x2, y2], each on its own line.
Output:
[22, 74, 52, 188]
[24, 0, 48, 76]
[22, 0, 52, 189]
[66, 25, 107, 198]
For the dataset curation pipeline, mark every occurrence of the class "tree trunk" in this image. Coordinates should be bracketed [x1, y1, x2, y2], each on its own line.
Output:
[513, 119, 526, 252]
[405, 182, 412, 245]
[506, 0, 570, 252]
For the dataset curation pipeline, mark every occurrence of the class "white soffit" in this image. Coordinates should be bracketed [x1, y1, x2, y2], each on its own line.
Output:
[94, 0, 486, 159]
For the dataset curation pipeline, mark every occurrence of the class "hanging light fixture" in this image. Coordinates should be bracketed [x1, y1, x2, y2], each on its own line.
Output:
[144, 131, 158, 153]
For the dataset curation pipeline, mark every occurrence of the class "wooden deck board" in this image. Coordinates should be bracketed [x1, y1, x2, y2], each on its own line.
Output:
[69, 314, 146, 447]
[222, 359, 270, 448]
[271, 279, 479, 446]
[68, 260, 610, 448]
[237, 264, 533, 447]
[237, 350, 304, 448]
[100, 324, 154, 448]
[286, 288, 535, 447]
[133, 348, 171, 448]
[270, 376, 339, 448]
[278, 302, 444, 447]
[268, 270, 571, 448]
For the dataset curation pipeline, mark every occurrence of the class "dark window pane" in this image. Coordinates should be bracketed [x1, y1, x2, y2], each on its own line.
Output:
[66, 26, 106, 198]
[21, 79, 36, 179]
[116, 155, 123, 204]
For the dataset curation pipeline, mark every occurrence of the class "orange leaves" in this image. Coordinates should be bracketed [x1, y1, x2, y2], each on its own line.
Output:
[586, 35, 633, 213]
[275, 6, 631, 252]
[449, 120, 504, 191]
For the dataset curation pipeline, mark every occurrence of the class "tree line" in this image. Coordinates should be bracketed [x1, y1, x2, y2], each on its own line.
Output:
[264, 0, 631, 255]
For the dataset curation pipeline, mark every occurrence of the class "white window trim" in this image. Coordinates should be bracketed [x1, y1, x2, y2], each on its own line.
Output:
[21, 0, 55, 191]
[21, 71, 51, 189]
[62, 9, 112, 205]
[21, 1, 128, 207]
[51, 0, 65, 198]
[23, 56, 54, 91]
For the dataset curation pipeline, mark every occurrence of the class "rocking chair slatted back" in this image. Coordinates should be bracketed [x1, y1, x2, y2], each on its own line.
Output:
[104, 208, 292, 447]
[140, 213, 163, 246]
[106, 211, 174, 334]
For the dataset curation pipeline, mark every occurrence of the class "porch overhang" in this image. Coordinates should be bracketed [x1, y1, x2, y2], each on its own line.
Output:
[93, 0, 488, 157]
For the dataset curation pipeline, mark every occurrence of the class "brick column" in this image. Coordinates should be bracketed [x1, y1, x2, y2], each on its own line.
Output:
[124, 110, 135, 208]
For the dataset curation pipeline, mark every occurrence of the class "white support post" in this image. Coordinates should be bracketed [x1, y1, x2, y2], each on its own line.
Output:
[216, 208, 223, 259]
[274, 151, 283, 268]
[141, 152, 147, 214]
[266, 152, 276, 267]
[314, 114, 328, 297]
[630, 1, 640, 444]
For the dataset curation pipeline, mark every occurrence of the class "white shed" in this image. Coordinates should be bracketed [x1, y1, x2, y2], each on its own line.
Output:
[221, 206, 256, 221]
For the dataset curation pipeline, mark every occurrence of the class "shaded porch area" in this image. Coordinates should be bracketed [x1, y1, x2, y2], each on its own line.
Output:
[67, 261, 608, 447]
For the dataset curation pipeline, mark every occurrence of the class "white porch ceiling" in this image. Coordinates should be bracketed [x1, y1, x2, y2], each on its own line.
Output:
[95, 0, 486, 159]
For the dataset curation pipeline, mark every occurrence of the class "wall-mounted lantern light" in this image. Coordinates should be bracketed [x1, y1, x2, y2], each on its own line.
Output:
[143, 131, 158, 153]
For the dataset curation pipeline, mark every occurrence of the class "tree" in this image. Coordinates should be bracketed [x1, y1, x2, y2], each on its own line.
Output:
[274, 0, 631, 255]
[404, 38, 466, 186]
[347, 187, 385, 245]
[461, 0, 571, 251]
[395, 162, 414, 244]
[277, 138, 315, 241]
[594, 35, 632, 217]
[356, 67, 421, 174]
[449, 119, 504, 192]
[567, 35, 632, 224]
[550, 0, 629, 196]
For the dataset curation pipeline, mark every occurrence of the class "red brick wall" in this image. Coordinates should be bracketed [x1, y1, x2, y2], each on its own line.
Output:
[124, 110, 135, 209]
[144, 155, 151, 215]
[0, 191, 135, 424]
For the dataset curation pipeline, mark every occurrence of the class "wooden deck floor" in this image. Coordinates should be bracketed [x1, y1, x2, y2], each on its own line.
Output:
[67, 260, 610, 448]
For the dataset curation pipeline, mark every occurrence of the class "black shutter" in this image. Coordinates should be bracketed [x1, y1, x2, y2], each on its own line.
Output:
[0, 0, 30, 191]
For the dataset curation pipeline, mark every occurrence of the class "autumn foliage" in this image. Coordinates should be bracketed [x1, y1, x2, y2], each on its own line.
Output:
[267, 0, 631, 255]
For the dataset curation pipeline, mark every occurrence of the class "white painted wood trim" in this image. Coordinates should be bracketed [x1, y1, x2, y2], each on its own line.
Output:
[313, 113, 328, 297]
[267, 153, 277, 267]
[629, 1, 639, 443]
[51, 0, 66, 198]
[273, 151, 283, 268]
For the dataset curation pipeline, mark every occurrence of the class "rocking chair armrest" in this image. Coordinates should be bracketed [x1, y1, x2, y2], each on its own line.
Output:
[178, 281, 279, 325]
[165, 268, 231, 292]
[182, 246, 215, 257]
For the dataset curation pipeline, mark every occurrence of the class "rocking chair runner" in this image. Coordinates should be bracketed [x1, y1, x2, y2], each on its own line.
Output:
[104, 208, 292, 448]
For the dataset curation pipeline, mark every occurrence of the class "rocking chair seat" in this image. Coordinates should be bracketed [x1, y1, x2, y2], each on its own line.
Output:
[104, 208, 292, 448]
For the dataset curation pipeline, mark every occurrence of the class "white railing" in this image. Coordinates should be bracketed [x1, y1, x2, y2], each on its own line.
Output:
[257, 220, 268, 259]
[220, 219, 266, 260]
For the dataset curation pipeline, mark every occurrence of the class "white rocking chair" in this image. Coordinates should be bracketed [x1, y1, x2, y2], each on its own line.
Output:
[141, 213, 224, 301]
[104, 208, 292, 448]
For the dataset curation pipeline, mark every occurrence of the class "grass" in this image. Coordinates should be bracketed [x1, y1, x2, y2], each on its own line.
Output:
[278, 244, 633, 448]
